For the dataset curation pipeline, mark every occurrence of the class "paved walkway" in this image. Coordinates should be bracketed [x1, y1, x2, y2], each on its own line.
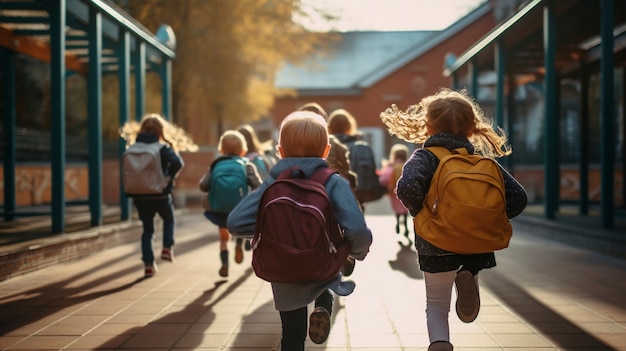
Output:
[0, 206, 625, 350]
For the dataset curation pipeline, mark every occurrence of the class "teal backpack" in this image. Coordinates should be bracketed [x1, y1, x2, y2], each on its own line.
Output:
[209, 156, 248, 213]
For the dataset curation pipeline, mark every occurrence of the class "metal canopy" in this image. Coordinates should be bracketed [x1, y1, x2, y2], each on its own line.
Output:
[444, 0, 626, 79]
[0, 0, 175, 74]
[1, 0, 176, 233]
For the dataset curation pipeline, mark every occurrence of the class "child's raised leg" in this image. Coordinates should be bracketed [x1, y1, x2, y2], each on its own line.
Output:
[309, 289, 333, 344]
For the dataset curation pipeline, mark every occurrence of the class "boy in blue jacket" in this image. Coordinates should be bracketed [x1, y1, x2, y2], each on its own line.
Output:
[227, 110, 372, 350]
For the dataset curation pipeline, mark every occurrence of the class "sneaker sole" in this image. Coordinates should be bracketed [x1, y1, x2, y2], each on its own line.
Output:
[455, 270, 480, 323]
[309, 307, 331, 344]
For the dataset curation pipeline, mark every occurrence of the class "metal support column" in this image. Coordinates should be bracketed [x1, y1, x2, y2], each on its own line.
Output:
[88, 8, 103, 226]
[469, 60, 478, 98]
[495, 40, 509, 169]
[134, 41, 146, 120]
[160, 59, 172, 120]
[579, 59, 590, 215]
[1, 47, 16, 221]
[118, 31, 131, 220]
[599, 0, 615, 228]
[543, 2, 558, 219]
[50, 0, 67, 233]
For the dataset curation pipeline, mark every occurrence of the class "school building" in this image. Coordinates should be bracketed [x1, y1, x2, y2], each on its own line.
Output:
[1, 0, 625, 234]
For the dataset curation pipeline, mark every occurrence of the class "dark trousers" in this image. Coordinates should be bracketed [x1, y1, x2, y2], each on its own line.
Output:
[278, 289, 333, 351]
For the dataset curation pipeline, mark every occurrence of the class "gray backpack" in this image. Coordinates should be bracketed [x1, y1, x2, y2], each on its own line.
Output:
[122, 142, 171, 196]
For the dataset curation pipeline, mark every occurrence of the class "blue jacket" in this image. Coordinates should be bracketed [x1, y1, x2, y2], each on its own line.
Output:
[227, 157, 372, 311]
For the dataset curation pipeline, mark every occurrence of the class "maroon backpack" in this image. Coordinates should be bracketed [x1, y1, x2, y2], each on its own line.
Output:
[252, 167, 351, 283]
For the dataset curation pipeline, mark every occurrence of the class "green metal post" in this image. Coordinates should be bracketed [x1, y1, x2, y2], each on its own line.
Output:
[88, 8, 103, 226]
[543, 2, 558, 220]
[579, 60, 590, 215]
[1, 48, 16, 221]
[119, 31, 131, 220]
[160, 59, 172, 120]
[50, 0, 66, 233]
[134, 41, 146, 120]
[599, 0, 614, 228]
[469, 61, 478, 99]
[495, 40, 509, 169]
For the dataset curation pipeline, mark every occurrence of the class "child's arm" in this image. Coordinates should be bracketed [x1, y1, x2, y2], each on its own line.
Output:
[326, 174, 373, 260]
[499, 165, 528, 218]
[246, 162, 263, 190]
[227, 182, 268, 238]
[198, 168, 211, 192]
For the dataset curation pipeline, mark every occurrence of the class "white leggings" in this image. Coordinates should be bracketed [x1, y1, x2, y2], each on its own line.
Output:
[424, 270, 457, 343]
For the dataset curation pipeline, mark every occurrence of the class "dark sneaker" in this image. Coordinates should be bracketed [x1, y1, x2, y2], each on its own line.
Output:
[455, 270, 480, 323]
[235, 244, 244, 264]
[161, 248, 174, 262]
[144, 264, 157, 277]
[428, 340, 454, 351]
[308, 307, 331, 344]
[244, 239, 251, 251]
[219, 265, 228, 277]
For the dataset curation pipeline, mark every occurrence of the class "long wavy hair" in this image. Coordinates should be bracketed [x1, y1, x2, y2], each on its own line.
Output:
[119, 113, 198, 153]
[380, 88, 511, 158]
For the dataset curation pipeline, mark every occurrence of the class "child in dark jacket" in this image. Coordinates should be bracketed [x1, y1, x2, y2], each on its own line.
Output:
[380, 88, 528, 351]
[199, 130, 262, 278]
[129, 114, 184, 278]
[227, 111, 372, 350]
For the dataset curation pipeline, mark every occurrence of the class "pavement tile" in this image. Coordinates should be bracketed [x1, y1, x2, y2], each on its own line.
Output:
[1, 205, 625, 351]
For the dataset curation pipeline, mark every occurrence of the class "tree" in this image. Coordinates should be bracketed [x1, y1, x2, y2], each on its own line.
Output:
[112, 0, 338, 145]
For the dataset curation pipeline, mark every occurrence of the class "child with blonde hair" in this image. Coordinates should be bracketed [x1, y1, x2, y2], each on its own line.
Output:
[199, 130, 262, 277]
[227, 111, 372, 350]
[380, 88, 527, 351]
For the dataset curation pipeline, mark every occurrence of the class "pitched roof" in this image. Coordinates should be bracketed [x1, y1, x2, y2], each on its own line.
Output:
[275, 31, 437, 92]
[274, 1, 492, 94]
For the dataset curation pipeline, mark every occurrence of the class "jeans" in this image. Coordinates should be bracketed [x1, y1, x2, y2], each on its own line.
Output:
[278, 289, 333, 351]
[134, 196, 175, 265]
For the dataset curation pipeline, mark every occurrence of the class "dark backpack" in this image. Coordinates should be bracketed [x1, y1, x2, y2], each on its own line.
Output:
[208, 156, 248, 213]
[252, 167, 351, 283]
[346, 141, 387, 203]
[122, 142, 170, 196]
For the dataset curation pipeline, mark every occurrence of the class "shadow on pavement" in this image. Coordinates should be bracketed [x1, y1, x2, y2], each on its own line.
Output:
[388, 240, 423, 280]
[482, 269, 616, 351]
[0, 232, 218, 335]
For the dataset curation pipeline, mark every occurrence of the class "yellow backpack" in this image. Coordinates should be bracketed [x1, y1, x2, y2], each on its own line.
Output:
[414, 146, 512, 254]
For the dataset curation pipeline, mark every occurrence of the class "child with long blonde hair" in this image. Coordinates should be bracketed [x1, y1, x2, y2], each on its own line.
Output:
[380, 88, 527, 351]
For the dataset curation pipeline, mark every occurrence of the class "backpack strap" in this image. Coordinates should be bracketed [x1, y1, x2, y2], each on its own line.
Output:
[309, 167, 338, 185]
[426, 146, 470, 160]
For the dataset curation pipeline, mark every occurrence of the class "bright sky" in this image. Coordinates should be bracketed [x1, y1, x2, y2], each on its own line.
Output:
[300, 0, 488, 31]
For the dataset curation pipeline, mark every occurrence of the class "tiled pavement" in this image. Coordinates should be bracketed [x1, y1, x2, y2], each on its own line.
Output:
[0, 206, 625, 350]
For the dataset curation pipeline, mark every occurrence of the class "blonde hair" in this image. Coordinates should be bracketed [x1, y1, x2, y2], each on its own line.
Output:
[389, 143, 410, 163]
[279, 111, 329, 158]
[218, 130, 247, 156]
[327, 108, 357, 135]
[380, 88, 511, 158]
[119, 113, 198, 153]
[299, 102, 328, 119]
